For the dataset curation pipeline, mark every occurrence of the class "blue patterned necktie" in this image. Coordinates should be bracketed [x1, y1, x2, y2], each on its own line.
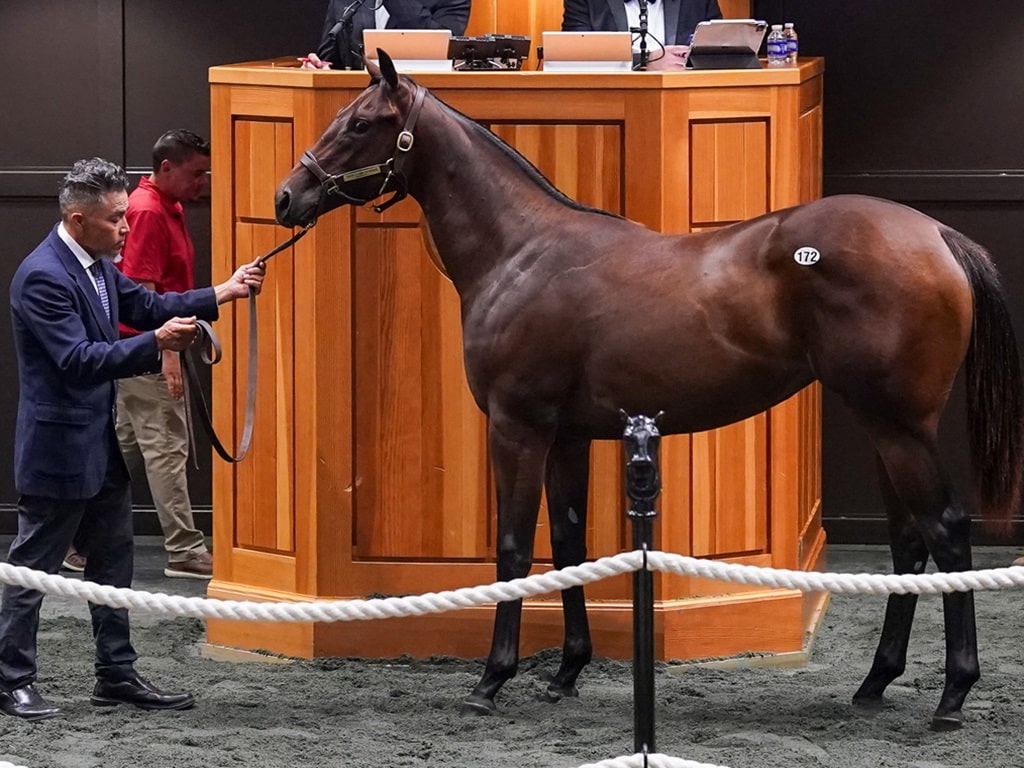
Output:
[89, 261, 110, 319]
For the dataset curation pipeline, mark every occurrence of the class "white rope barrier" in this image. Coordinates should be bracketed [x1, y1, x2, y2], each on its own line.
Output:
[644, 552, 1024, 595]
[579, 753, 731, 768]
[3, 553, 1023, 625]
[3, 553, 1023, 768]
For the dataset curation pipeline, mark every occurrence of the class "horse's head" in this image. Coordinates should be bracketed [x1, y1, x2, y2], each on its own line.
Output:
[275, 49, 424, 228]
[621, 411, 664, 506]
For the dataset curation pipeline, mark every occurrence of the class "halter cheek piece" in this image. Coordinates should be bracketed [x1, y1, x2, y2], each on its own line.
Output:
[299, 84, 427, 214]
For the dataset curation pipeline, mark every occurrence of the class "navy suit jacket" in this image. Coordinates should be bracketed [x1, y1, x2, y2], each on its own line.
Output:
[319, 0, 471, 67]
[562, 0, 722, 46]
[9, 226, 219, 499]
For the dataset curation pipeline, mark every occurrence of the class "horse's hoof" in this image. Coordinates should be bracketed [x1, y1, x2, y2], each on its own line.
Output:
[930, 711, 963, 732]
[545, 683, 579, 701]
[851, 693, 884, 712]
[460, 696, 496, 716]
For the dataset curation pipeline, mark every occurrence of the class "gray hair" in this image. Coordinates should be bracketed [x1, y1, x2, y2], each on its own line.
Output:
[58, 157, 129, 216]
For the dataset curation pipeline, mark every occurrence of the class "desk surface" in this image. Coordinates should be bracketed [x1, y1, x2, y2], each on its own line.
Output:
[210, 57, 823, 90]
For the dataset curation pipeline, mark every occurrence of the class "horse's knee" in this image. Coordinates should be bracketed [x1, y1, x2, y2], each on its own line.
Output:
[495, 542, 534, 581]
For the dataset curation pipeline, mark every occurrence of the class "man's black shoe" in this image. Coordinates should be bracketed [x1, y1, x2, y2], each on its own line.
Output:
[91, 670, 194, 711]
[0, 684, 61, 721]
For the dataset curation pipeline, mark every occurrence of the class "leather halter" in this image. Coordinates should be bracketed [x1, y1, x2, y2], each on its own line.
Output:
[299, 84, 427, 214]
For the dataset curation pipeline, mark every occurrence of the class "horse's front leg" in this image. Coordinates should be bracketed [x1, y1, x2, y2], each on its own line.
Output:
[541, 436, 593, 702]
[461, 417, 550, 716]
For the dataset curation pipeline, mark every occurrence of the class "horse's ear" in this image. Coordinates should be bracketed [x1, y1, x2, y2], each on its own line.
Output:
[377, 48, 399, 89]
[365, 54, 382, 82]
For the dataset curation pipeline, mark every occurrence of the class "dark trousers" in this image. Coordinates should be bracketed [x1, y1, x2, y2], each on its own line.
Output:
[0, 452, 137, 691]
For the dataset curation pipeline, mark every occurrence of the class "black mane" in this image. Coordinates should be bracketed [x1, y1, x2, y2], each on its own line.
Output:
[431, 92, 622, 221]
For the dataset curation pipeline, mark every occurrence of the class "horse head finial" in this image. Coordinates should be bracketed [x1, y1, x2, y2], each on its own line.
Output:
[622, 411, 662, 506]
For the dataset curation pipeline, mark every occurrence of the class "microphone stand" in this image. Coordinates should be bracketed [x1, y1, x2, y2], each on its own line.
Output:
[635, 0, 650, 70]
[337, 0, 370, 70]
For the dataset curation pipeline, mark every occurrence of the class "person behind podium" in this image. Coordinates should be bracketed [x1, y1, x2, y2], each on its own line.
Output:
[0, 157, 266, 721]
[562, 0, 721, 69]
[304, 0, 471, 70]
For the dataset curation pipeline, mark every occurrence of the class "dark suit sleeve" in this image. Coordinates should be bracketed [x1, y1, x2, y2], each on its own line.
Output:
[111, 270, 218, 332]
[705, 0, 722, 22]
[317, 0, 343, 65]
[15, 268, 163, 385]
[383, 0, 470, 34]
[562, 0, 594, 31]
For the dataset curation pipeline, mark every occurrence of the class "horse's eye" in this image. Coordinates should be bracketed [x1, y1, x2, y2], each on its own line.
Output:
[351, 118, 370, 134]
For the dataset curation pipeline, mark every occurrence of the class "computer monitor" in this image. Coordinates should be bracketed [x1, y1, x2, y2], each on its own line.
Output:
[363, 29, 453, 72]
[541, 31, 633, 73]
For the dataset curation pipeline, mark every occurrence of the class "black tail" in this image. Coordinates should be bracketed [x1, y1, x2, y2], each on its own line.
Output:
[942, 227, 1024, 533]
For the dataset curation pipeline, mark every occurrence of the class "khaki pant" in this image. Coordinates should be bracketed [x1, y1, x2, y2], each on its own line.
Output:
[116, 373, 207, 562]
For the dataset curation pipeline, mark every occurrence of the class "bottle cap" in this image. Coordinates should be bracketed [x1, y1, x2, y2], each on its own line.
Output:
[784, 22, 794, 28]
[771, 24, 782, 30]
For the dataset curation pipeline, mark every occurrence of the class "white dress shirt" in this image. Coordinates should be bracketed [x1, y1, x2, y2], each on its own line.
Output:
[57, 222, 105, 295]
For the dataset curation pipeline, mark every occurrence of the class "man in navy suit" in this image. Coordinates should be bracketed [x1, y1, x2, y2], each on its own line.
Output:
[0, 157, 265, 721]
[312, 0, 471, 70]
[562, 0, 721, 68]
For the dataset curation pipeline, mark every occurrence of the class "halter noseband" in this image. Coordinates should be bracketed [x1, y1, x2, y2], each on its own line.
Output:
[299, 84, 427, 214]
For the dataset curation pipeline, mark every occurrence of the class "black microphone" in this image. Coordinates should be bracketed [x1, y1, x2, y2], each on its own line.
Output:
[319, 0, 370, 69]
[636, 0, 650, 70]
[339, 0, 369, 25]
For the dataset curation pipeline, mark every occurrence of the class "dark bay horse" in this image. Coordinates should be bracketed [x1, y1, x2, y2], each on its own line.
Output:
[275, 51, 1024, 730]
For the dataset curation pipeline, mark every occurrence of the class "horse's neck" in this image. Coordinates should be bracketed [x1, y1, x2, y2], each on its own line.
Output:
[410, 106, 561, 296]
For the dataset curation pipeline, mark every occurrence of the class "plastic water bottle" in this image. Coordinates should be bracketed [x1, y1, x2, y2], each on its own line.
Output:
[783, 22, 798, 64]
[766, 24, 786, 66]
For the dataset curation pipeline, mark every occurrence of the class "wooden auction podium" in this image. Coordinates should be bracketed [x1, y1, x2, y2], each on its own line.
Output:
[205, 57, 825, 663]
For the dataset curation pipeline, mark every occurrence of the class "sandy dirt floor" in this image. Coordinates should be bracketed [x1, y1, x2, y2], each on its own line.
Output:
[2, 545, 1024, 768]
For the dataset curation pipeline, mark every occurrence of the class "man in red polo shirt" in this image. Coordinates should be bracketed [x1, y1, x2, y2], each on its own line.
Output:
[114, 130, 213, 579]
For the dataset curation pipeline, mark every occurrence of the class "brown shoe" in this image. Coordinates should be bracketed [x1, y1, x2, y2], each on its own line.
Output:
[164, 552, 213, 580]
[61, 549, 86, 573]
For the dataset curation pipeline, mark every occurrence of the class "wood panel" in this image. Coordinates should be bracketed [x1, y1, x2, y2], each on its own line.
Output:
[690, 119, 769, 227]
[352, 224, 491, 560]
[691, 417, 768, 558]
[799, 105, 823, 204]
[232, 222, 297, 554]
[490, 123, 624, 215]
[719, 0, 752, 18]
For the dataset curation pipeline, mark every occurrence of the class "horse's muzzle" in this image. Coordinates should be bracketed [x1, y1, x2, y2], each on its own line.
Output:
[274, 187, 301, 227]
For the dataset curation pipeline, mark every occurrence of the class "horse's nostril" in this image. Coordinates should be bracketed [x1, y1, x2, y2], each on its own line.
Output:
[274, 189, 292, 224]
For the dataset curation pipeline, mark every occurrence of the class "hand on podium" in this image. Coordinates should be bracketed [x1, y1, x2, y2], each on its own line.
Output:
[646, 45, 689, 71]
[299, 53, 332, 70]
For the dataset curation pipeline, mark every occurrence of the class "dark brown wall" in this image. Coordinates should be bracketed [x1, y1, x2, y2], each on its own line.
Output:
[756, 0, 1024, 543]
[2, 1, 1024, 545]
[0, 0, 324, 532]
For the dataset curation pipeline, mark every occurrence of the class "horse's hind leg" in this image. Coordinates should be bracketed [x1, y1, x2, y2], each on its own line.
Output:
[864, 426, 978, 730]
[853, 456, 930, 706]
[540, 437, 593, 701]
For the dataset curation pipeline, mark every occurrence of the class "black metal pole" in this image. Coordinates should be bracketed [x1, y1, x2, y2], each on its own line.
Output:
[622, 412, 662, 755]
[637, 0, 650, 70]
